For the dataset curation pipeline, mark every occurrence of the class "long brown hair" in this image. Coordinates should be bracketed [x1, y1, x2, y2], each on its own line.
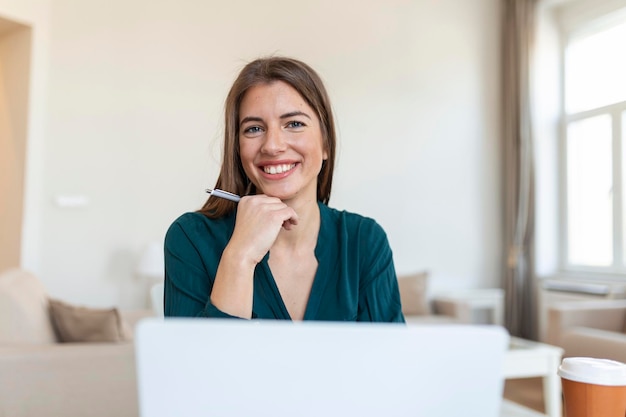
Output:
[199, 57, 337, 218]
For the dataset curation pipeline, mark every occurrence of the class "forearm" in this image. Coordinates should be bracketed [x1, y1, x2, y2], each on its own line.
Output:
[209, 245, 257, 319]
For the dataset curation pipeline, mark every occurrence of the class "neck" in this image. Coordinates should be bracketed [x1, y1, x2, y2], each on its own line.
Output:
[273, 197, 320, 251]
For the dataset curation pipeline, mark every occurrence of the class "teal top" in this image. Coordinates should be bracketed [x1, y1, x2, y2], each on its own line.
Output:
[164, 202, 404, 322]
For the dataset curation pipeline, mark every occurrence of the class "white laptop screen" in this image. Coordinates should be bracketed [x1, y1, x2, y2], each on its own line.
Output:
[135, 319, 509, 417]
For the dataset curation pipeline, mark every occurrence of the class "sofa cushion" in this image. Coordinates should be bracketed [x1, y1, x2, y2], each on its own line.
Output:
[0, 268, 57, 344]
[48, 299, 132, 343]
[397, 271, 431, 316]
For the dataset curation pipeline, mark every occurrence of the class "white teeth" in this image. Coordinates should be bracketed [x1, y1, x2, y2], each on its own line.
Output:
[264, 163, 295, 174]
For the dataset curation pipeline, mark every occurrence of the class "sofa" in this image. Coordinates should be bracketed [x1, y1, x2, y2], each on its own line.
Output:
[397, 271, 471, 325]
[0, 268, 467, 417]
[546, 299, 626, 363]
[0, 268, 153, 417]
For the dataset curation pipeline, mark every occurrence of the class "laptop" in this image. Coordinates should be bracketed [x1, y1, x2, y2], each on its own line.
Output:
[135, 319, 509, 417]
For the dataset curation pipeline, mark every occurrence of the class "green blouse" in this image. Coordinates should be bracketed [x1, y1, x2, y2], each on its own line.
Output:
[164, 202, 404, 322]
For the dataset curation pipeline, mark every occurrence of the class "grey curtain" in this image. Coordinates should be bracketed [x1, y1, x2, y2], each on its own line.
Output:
[502, 0, 538, 340]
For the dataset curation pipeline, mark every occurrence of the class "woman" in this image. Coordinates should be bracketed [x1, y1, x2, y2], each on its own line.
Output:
[164, 56, 404, 322]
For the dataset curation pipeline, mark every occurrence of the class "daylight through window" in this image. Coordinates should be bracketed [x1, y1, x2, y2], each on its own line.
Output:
[562, 16, 626, 273]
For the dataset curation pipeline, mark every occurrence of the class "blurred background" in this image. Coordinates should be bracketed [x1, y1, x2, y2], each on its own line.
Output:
[1, 0, 503, 309]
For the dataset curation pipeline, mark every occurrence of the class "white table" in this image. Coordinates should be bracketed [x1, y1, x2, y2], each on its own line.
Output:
[501, 399, 548, 417]
[502, 337, 564, 417]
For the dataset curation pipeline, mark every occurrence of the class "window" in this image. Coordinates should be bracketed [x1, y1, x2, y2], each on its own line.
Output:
[560, 13, 626, 274]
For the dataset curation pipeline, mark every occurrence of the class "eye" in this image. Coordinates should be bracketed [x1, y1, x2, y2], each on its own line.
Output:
[286, 120, 306, 129]
[242, 125, 264, 137]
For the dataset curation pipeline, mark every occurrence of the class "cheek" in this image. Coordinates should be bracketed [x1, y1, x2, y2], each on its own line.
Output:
[239, 142, 255, 164]
[238, 145, 256, 179]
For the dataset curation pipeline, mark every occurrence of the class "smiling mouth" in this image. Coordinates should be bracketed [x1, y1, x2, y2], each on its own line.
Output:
[262, 163, 296, 175]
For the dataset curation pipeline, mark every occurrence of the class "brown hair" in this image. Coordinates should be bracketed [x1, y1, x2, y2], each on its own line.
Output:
[199, 57, 337, 218]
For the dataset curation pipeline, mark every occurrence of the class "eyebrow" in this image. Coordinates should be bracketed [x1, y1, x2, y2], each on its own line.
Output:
[280, 111, 311, 120]
[240, 111, 312, 126]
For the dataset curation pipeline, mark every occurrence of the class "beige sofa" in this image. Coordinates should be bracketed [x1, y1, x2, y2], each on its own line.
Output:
[546, 299, 626, 363]
[397, 271, 470, 325]
[0, 268, 153, 417]
[0, 268, 466, 417]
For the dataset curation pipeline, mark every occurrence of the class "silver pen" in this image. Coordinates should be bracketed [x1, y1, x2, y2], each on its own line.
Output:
[205, 188, 241, 203]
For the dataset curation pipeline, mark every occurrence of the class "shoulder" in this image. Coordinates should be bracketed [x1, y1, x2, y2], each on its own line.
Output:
[320, 203, 395, 290]
[165, 211, 235, 243]
[166, 212, 208, 235]
[320, 203, 387, 240]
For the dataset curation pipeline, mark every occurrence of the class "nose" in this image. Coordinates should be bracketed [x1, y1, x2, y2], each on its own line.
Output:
[260, 125, 286, 155]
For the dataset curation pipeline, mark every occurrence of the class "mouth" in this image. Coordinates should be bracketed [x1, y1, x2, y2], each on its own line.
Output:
[261, 163, 297, 175]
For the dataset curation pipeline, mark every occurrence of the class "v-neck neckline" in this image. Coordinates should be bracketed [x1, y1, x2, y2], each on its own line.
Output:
[257, 202, 333, 320]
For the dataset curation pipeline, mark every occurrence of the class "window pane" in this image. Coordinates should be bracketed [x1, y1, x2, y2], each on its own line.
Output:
[567, 115, 613, 266]
[565, 21, 626, 113]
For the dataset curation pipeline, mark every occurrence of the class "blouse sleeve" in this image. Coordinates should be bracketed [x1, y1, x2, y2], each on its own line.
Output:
[356, 220, 405, 323]
[163, 215, 240, 319]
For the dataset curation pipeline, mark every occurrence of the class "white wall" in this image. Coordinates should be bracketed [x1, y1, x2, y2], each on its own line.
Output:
[12, 0, 502, 308]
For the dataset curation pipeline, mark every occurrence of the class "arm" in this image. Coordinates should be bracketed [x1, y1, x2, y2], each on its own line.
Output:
[546, 300, 626, 363]
[560, 327, 626, 363]
[546, 299, 626, 345]
[164, 215, 237, 318]
[165, 197, 298, 319]
[207, 195, 299, 318]
[356, 220, 404, 323]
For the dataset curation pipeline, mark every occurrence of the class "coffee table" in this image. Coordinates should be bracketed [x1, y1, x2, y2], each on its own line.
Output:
[501, 337, 564, 417]
[501, 399, 548, 417]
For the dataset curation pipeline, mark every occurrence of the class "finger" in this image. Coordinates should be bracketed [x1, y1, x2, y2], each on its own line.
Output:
[281, 216, 298, 230]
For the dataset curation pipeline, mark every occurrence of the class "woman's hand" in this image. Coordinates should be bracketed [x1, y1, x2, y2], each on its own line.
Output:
[228, 195, 298, 265]
[210, 195, 297, 318]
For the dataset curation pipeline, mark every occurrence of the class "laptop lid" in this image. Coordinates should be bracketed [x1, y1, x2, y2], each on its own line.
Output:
[135, 319, 509, 417]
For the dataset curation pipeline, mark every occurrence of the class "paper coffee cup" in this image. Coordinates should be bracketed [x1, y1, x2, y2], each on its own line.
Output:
[558, 357, 626, 417]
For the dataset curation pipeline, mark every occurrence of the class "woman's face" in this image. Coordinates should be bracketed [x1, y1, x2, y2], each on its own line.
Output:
[238, 81, 327, 203]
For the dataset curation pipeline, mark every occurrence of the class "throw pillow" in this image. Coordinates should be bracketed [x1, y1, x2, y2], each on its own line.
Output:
[48, 298, 132, 343]
[397, 271, 431, 316]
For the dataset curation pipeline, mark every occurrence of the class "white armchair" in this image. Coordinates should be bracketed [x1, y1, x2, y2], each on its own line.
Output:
[397, 272, 495, 325]
[546, 299, 626, 363]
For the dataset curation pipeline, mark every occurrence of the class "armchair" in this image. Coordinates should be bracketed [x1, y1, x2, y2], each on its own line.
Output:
[546, 299, 626, 363]
[397, 271, 478, 325]
[0, 268, 153, 417]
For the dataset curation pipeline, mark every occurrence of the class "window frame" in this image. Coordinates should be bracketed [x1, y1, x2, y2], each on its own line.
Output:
[557, 5, 626, 277]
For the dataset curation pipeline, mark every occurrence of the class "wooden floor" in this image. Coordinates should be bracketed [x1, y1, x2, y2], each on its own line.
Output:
[503, 377, 563, 416]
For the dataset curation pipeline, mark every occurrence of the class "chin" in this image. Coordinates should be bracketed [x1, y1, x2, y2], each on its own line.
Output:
[257, 181, 316, 202]
[259, 187, 300, 201]
[265, 191, 296, 201]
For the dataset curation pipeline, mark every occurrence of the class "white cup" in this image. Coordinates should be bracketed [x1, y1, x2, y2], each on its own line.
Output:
[558, 357, 626, 417]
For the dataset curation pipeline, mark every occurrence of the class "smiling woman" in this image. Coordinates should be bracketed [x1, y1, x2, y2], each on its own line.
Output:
[163, 56, 404, 323]
[205, 57, 337, 216]
[238, 81, 327, 204]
